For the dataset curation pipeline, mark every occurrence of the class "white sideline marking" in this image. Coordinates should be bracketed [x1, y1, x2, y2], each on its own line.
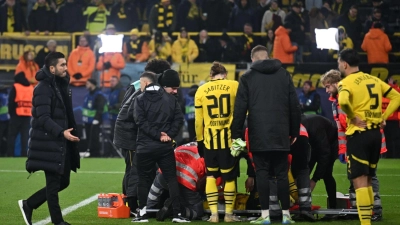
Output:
[32, 194, 98, 225]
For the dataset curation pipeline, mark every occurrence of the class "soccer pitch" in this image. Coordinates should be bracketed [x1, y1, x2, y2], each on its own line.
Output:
[1, 158, 399, 225]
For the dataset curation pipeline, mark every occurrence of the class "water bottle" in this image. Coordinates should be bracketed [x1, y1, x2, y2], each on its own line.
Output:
[98, 193, 104, 207]
[104, 194, 109, 207]
[98, 194, 101, 207]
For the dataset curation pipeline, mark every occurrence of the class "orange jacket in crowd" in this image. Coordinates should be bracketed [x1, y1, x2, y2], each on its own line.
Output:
[67, 46, 96, 86]
[361, 28, 392, 64]
[123, 40, 150, 63]
[15, 56, 39, 86]
[273, 26, 298, 64]
[96, 52, 125, 87]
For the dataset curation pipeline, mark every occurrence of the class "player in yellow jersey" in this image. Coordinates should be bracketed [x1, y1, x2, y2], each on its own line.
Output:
[337, 49, 400, 225]
[194, 62, 240, 223]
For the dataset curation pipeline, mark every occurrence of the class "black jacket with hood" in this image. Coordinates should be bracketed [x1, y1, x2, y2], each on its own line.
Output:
[133, 84, 184, 153]
[26, 67, 80, 174]
[8, 72, 31, 118]
[231, 59, 301, 152]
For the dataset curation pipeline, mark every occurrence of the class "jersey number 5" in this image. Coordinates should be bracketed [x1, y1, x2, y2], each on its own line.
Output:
[206, 94, 231, 118]
[366, 84, 379, 110]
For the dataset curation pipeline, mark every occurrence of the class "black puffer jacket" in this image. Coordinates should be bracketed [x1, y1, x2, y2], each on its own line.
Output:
[134, 84, 184, 153]
[26, 68, 79, 174]
[231, 59, 301, 152]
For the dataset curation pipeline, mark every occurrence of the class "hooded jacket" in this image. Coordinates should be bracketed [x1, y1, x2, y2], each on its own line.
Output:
[171, 35, 199, 63]
[95, 52, 125, 87]
[67, 46, 96, 86]
[273, 26, 298, 63]
[8, 72, 32, 117]
[231, 59, 301, 152]
[15, 55, 39, 86]
[26, 67, 80, 175]
[361, 28, 392, 64]
[133, 84, 184, 153]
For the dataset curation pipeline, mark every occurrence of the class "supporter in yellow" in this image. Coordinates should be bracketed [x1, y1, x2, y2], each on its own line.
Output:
[15, 50, 39, 86]
[148, 31, 172, 60]
[337, 49, 400, 225]
[330, 26, 353, 59]
[171, 27, 199, 63]
[68, 35, 96, 87]
[123, 28, 150, 63]
[83, 0, 110, 32]
[361, 23, 392, 64]
[96, 52, 125, 88]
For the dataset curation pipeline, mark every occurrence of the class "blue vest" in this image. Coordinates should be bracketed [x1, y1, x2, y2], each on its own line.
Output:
[184, 95, 195, 121]
[107, 88, 122, 120]
[82, 90, 108, 123]
[298, 91, 321, 114]
[0, 92, 10, 121]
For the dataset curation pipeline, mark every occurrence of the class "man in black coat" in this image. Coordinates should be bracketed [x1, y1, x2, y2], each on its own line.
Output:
[18, 52, 80, 225]
[0, 0, 28, 33]
[132, 71, 189, 223]
[284, 2, 305, 63]
[231, 45, 301, 224]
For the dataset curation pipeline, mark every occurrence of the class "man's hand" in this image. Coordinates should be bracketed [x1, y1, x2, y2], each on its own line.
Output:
[160, 132, 171, 142]
[290, 137, 297, 145]
[380, 120, 386, 129]
[245, 177, 254, 192]
[350, 116, 366, 128]
[63, 128, 80, 142]
[310, 180, 316, 192]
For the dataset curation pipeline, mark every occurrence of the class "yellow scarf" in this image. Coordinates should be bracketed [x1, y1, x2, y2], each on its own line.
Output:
[332, 3, 342, 15]
[129, 39, 141, 60]
[348, 14, 356, 22]
[244, 34, 253, 51]
[32, 3, 51, 11]
[118, 5, 126, 19]
[187, 2, 199, 19]
[157, 4, 173, 28]
[7, 7, 14, 32]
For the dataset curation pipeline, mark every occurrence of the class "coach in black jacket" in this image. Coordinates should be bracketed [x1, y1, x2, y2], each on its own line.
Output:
[231, 45, 301, 222]
[301, 114, 338, 209]
[19, 52, 80, 225]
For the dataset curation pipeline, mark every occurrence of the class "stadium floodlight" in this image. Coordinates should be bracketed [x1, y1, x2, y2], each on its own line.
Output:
[98, 34, 124, 53]
[315, 28, 339, 51]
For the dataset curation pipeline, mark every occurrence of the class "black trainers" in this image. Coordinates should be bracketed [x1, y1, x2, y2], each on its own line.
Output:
[371, 214, 382, 222]
[172, 214, 191, 223]
[156, 198, 173, 221]
[132, 208, 149, 223]
[18, 200, 32, 225]
[300, 211, 316, 222]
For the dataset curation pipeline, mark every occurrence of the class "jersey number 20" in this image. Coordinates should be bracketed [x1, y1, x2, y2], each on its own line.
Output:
[206, 94, 231, 118]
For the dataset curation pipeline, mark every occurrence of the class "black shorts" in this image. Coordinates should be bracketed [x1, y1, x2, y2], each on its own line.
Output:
[346, 129, 381, 180]
[204, 148, 238, 181]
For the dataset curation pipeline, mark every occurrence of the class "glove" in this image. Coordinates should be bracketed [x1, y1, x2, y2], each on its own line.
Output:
[197, 140, 205, 155]
[73, 73, 83, 80]
[230, 138, 247, 157]
[339, 154, 346, 164]
[103, 62, 112, 70]
[92, 120, 99, 125]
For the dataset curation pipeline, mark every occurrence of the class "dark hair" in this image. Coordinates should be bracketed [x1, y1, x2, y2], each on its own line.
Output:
[23, 50, 32, 62]
[140, 71, 156, 83]
[338, 49, 360, 67]
[145, 59, 171, 74]
[350, 5, 358, 10]
[45, 52, 65, 69]
[210, 61, 227, 76]
[373, 22, 383, 29]
[251, 45, 268, 59]
[244, 23, 253, 28]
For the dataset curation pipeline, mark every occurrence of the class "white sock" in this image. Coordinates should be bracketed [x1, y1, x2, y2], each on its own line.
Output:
[282, 209, 290, 216]
[261, 210, 269, 218]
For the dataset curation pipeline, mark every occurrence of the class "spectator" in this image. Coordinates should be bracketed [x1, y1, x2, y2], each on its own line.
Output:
[35, 39, 57, 68]
[15, 50, 39, 86]
[177, 0, 202, 32]
[364, 8, 392, 35]
[336, 5, 362, 49]
[252, 0, 269, 32]
[56, 0, 84, 32]
[265, 29, 274, 58]
[305, 0, 322, 11]
[298, 80, 321, 115]
[109, 0, 139, 32]
[148, 31, 172, 61]
[309, 7, 329, 62]
[28, 0, 56, 33]
[123, 28, 150, 63]
[7, 72, 33, 157]
[298, 1, 310, 32]
[171, 27, 199, 63]
[361, 23, 391, 64]
[330, 0, 349, 16]
[228, 0, 253, 32]
[216, 33, 238, 63]
[83, 0, 110, 32]
[261, 0, 285, 32]
[237, 23, 260, 62]
[194, 29, 219, 62]
[372, 0, 389, 21]
[0, 86, 9, 156]
[184, 85, 198, 142]
[202, 0, 230, 32]
[284, 2, 305, 63]
[273, 24, 298, 64]
[81, 79, 106, 157]
[320, 1, 336, 27]
[0, 0, 28, 33]
[149, 0, 177, 34]
[329, 26, 353, 60]
[96, 51, 125, 88]
[67, 35, 95, 86]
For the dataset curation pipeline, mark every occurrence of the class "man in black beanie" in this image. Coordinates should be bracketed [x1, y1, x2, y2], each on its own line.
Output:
[159, 69, 181, 95]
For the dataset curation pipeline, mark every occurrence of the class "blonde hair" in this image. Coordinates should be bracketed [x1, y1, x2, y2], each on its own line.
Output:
[320, 69, 342, 85]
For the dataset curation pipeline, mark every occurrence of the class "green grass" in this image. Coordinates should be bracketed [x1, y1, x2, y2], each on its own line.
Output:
[1, 158, 399, 225]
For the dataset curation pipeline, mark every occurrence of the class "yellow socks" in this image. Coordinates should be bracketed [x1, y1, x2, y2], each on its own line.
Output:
[356, 187, 372, 225]
[224, 180, 236, 214]
[368, 186, 374, 216]
[206, 177, 219, 214]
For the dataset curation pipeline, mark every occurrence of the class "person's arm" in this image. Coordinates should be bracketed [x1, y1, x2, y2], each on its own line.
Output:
[384, 34, 392, 53]
[166, 99, 184, 139]
[82, 51, 96, 79]
[302, 92, 321, 113]
[93, 93, 105, 121]
[231, 77, 248, 139]
[133, 96, 161, 140]
[137, 42, 150, 62]
[338, 82, 355, 119]
[310, 132, 331, 182]
[96, 55, 104, 71]
[189, 40, 199, 62]
[288, 73, 301, 137]
[381, 80, 400, 120]
[110, 53, 126, 69]
[194, 90, 204, 141]
[8, 86, 16, 117]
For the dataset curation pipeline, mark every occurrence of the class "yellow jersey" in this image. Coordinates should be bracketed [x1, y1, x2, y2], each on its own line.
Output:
[338, 71, 392, 135]
[195, 79, 239, 150]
